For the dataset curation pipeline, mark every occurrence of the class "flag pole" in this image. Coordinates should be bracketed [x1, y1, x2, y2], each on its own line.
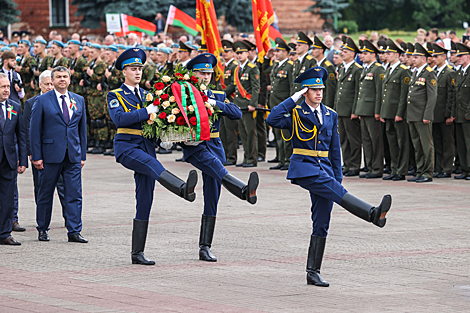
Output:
[163, 5, 172, 35]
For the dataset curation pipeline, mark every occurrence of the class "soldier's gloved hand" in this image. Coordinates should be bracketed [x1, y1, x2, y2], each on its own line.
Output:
[291, 87, 309, 102]
[146, 105, 159, 114]
[160, 141, 172, 150]
[184, 140, 202, 146]
[207, 98, 217, 106]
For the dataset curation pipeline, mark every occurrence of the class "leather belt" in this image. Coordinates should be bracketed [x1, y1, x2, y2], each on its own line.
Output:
[293, 148, 329, 157]
[117, 128, 142, 136]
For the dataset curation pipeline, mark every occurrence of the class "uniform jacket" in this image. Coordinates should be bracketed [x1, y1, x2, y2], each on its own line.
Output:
[263, 58, 294, 108]
[319, 58, 337, 109]
[30, 91, 86, 163]
[23, 94, 39, 155]
[380, 63, 411, 119]
[233, 60, 260, 108]
[292, 53, 316, 94]
[434, 64, 455, 123]
[182, 90, 242, 162]
[18, 54, 37, 84]
[453, 67, 470, 123]
[355, 62, 385, 116]
[107, 84, 155, 159]
[335, 61, 362, 116]
[406, 65, 437, 122]
[253, 57, 269, 106]
[0, 99, 27, 169]
[266, 98, 342, 182]
[219, 58, 238, 101]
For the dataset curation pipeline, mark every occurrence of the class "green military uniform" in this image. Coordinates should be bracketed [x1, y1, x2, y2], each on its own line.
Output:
[453, 43, 470, 179]
[406, 43, 438, 181]
[432, 43, 456, 177]
[139, 61, 157, 90]
[355, 40, 385, 177]
[105, 60, 123, 146]
[335, 37, 362, 175]
[312, 36, 336, 108]
[38, 55, 54, 72]
[70, 55, 88, 95]
[232, 41, 260, 166]
[51, 56, 70, 69]
[17, 53, 37, 100]
[381, 39, 412, 179]
[264, 38, 295, 169]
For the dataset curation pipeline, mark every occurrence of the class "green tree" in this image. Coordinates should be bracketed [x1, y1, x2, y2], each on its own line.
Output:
[0, 0, 20, 27]
[304, 0, 350, 30]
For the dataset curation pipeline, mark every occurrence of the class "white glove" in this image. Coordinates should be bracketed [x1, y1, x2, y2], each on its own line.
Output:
[207, 98, 217, 106]
[184, 140, 202, 146]
[160, 141, 172, 150]
[146, 105, 159, 114]
[291, 87, 309, 102]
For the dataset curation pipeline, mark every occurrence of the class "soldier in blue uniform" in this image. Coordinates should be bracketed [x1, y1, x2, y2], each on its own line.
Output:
[174, 53, 258, 262]
[106, 48, 198, 266]
[266, 67, 392, 287]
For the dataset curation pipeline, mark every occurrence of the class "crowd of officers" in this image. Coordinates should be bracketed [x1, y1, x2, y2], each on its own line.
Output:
[2, 29, 470, 182]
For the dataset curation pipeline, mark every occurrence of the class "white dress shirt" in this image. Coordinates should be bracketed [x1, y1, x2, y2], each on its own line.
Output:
[278, 58, 288, 68]
[343, 60, 355, 72]
[0, 101, 6, 120]
[2, 67, 25, 99]
[388, 61, 401, 75]
[308, 104, 323, 125]
[54, 89, 74, 119]
[415, 63, 427, 77]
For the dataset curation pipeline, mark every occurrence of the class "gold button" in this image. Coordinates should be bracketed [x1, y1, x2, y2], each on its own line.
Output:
[383, 100, 385, 102]
[318, 141, 321, 144]
[319, 131, 321, 134]
[340, 87, 343, 89]
[318, 160, 321, 163]
[384, 89, 387, 91]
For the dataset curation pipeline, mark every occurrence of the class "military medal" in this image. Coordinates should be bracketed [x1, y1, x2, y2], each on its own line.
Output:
[7, 105, 17, 120]
[70, 98, 78, 110]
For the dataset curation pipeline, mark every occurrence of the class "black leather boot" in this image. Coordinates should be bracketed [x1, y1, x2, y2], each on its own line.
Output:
[199, 215, 217, 262]
[159, 170, 198, 202]
[341, 193, 392, 227]
[306, 235, 329, 287]
[91, 140, 105, 154]
[131, 219, 155, 265]
[221, 172, 259, 204]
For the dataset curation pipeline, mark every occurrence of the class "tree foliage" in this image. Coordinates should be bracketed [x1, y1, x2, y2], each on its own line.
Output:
[0, 0, 20, 27]
[304, 0, 350, 29]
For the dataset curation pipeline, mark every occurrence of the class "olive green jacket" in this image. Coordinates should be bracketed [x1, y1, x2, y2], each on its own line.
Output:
[355, 62, 385, 116]
[18, 54, 37, 84]
[434, 64, 455, 123]
[335, 61, 362, 117]
[318, 58, 337, 109]
[453, 66, 470, 123]
[233, 60, 260, 108]
[380, 63, 411, 119]
[406, 65, 437, 122]
[219, 58, 238, 101]
[292, 53, 316, 93]
[265, 58, 294, 108]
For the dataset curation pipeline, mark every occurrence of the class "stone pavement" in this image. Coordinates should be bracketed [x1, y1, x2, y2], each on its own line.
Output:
[2, 148, 470, 312]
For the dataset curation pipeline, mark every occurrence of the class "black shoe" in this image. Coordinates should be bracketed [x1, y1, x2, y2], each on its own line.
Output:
[199, 215, 217, 262]
[366, 173, 382, 179]
[269, 164, 283, 170]
[131, 219, 155, 265]
[103, 148, 114, 156]
[157, 148, 172, 154]
[243, 163, 257, 168]
[433, 172, 440, 178]
[407, 176, 421, 182]
[344, 170, 359, 177]
[466, 176, 470, 180]
[454, 168, 463, 174]
[383, 166, 391, 174]
[392, 174, 405, 181]
[12, 221, 26, 232]
[360, 167, 369, 172]
[280, 165, 289, 170]
[223, 161, 235, 166]
[267, 157, 279, 163]
[382, 174, 396, 180]
[235, 162, 245, 167]
[306, 235, 329, 287]
[222, 172, 259, 204]
[159, 170, 198, 202]
[454, 174, 467, 179]
[68, 233, 88, 243]
[437, 173, 451, 178]
[104, 140, 113, 149]
[257, 157, 265, 162]
[175, 157, 184, 162]
[38, 230, 49, 241]
[91, 140, 106, 154]
[416, 177, 432, 183]
[359, 174, 368, 178]
[87, 138, 95, 148]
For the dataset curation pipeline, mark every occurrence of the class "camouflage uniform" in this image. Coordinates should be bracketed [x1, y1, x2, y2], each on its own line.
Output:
[69, 55, 87, 95]
[38, 55, 54, 72]
[84, 58, 108, 141]
[139, 62, 157, 90]
[17, 54, 37, 100]
[104, 61, 123, 141]
[51, 56, 70, 69]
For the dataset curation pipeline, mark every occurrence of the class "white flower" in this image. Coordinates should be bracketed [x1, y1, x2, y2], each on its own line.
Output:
[210, 107, 214, 114]
[172, 108, 180, 115]
[167, 114, 176, 123]
[149, 113, 157, 121]
[184, 74, 190, 81]
[162, 76, 171, 83]
[147, 119, 154, 125]
[200, 84, 207, 91]
[188, 105, 195, 112]
[169, 96, 176, 103]
[162, 101, 171, 109]
[145, 93, 153, 102]
[205, 102, 211, 109]
[155, 90, 163, 96]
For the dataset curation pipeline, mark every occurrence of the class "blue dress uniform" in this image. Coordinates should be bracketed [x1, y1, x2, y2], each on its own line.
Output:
[267, 67, 392, 287]
[107, 48, 198, 266]
[181, 53, 258, 262]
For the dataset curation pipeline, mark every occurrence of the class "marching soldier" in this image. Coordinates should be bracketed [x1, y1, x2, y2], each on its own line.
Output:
[335, 36, 362, 176]
[406, 43, 437, 183]
[16, 39, 37, 100]
[310, 36, 336, 108]
[48, 40, 70, 69]
[432, 43, 455, 178]
[381, 39, 411, 181]
[356, 40, 385, 178]
[219, 39, 239, 166]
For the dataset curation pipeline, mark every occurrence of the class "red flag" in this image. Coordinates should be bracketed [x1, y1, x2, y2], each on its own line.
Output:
[196, 0, 225, 85]
[269, 25, 282, 42]
[252, 0, 275, 63]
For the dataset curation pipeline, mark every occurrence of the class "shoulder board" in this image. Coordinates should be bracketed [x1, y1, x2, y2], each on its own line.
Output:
[233, 60, 239, 65]
[400, 64, 408, 70]
[375, 63, 382, 67]
[354, 62, 362, 68]
[247, 63, 256, 68]
[295, 105, 302, 109]
[111, 88, 123, 93]
[324, 60, 332, 67]
[287, 61, 294, 65]
[306, 55, 313, 60]
[447, 64, 453, 69]
[325, 105, 336, 113]
[212, 90, 225, 95]
[426, 66, 433, 72]
[274, 60, 280, 63]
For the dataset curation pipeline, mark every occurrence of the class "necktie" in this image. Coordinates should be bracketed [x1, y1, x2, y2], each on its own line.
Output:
[314, 109, 322, 127]
[134, 87, 142, 104]
[60, 95, 70, 123]
[0, 102, 5, 130]
[8, 71, 11, 82]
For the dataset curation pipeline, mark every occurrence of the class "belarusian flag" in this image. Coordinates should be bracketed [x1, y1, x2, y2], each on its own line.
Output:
[116, 14, 156, 36]
[167, 5, 198, 36]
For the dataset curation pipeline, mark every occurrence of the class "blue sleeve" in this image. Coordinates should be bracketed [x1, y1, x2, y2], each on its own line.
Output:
[15, 102, 28, 167]
[23, 98, 33, 156]
[107, 91, 149, 128]
[78, 95, 87, 161]
[218, 101, 242, 120]
[30, 96, 43, 161]
[266, 97, 296, 130]
[329, 113, 343, 183]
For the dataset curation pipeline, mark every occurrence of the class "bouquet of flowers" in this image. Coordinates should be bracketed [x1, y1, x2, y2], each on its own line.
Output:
[142, 67, 222, 143]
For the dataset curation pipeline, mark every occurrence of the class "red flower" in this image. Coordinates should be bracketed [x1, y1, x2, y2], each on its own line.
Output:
[207, 108, 212, 116]
[153, 99, 160, 106]
[191, 76, 199, 83]
[175, 73, 184, 80]
[189, 116, 197, 126]
[202, 95, 209, 102]
[159, 112, 167, 119]
[154, 82, 165, 90]
[161, 94, 169, 101]
[176, 116, 186, 125]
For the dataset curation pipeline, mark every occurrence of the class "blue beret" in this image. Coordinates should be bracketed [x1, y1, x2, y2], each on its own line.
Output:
[0, 41, 6, 46]
[294, 66, 327, 89]
[116, 44, 126, 50]
[19, 39, 31, 46]
[190, 45, 199, 51]
[115, 48, 147, 71]
[89, 43, 101, 50]
[85, 42, 93, 47]
[33, 39, 47, 45]
[51, 40, 65, 48]
[186, 53, 218, 72]
[67, 40, 81, 46]
[170, 43, 179, 48]
[159, 47, 172, 54]
[1, 47, 11, 52]
[106, 45, 118, 52]
[8, 43, 18, 48]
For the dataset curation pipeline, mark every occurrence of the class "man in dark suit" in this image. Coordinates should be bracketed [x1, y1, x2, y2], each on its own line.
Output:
[0, 73, 27, 245]
[30, 66, 88, 243]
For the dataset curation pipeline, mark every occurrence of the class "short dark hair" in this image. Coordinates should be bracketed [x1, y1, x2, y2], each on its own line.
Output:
[51, 66, 71, 79]
[1, 51, 16, 61]
[430, 28, 439, 36]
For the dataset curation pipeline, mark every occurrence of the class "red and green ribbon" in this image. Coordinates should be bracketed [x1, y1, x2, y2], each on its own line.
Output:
[7, 105, 17, 120]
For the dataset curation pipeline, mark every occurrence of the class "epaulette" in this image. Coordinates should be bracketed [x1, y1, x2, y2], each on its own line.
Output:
[111, 88, 123, 93]
[354, 62, 363, 68]
[447, 64, 453, 69]
[233, 60, 239, 65]
[295, 105, 302, 109]
[247, 62, 256, 68]
[324, 60, 332, 67]
[288, 60, 294, 65]
[375, 63, 382, 67]
[400, 64, 408, 70]
[274, 60, 280, 63]
[212, 90, 225, 95]
[306, 55, 314, 60]
[325, 105, 336, 113]
[426, 66, 433, 72]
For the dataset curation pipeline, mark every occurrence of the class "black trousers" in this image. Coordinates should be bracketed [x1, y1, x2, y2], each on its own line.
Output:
[0, 151, 16, 241]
